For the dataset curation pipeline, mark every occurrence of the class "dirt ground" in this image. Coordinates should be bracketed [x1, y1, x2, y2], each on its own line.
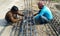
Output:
[0, 0, 60, 36]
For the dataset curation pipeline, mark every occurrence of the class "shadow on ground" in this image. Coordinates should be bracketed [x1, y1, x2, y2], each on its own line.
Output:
[0, 19, 23, 36]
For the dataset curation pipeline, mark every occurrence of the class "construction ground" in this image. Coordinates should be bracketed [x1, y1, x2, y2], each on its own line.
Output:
[0, 0, 60, 36]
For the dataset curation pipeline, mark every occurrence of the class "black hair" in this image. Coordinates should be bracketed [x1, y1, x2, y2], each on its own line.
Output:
[11, 6, 18, 12]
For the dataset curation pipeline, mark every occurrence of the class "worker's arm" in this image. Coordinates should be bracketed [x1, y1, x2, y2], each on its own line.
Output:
[33, 12, 39, 16]
[33, 10, 41, 16]
[17, 11, 24, 16]
[8, 13, 22, 23]
[34, 9, 45, 19]
[18, 13, 24, 16]
[38, 10, 45, 16]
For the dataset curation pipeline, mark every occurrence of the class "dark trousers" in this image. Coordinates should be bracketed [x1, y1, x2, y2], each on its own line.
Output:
[35, 16, 51, 24]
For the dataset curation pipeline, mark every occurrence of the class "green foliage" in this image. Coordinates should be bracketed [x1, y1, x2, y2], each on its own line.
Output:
[52, 0, 60, 2]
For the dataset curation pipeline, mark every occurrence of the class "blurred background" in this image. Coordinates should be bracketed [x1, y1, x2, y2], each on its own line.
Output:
[0, 0, 60, 36]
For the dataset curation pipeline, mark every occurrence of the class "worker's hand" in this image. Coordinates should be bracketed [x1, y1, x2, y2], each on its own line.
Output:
[18, 18, 23, 21]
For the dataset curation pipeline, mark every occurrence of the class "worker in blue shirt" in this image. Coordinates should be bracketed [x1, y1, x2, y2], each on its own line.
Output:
[34, 2, 53, 24]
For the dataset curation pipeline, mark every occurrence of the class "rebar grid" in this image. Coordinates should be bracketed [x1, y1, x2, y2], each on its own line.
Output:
[18, 0, 59, 36]
[19, 10, 37, 36]
[19, 0, 37, 36]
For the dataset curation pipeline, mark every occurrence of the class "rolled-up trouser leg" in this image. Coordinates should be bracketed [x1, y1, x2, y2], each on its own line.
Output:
[39, 16, 49, 24]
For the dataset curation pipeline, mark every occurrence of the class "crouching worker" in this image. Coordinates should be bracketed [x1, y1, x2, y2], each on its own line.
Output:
[34, 2, 53, 24]
[5, 6, 24, 24]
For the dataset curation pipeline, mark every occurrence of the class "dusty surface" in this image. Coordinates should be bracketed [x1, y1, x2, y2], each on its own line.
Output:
[0, 0, 60, 36]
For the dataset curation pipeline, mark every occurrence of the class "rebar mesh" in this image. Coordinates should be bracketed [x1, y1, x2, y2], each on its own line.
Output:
[13, 0, 60, 36]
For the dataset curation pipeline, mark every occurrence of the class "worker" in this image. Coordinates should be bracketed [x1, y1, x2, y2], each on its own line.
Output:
[5, 6, 24, 23]
[34, 2, 53, 24]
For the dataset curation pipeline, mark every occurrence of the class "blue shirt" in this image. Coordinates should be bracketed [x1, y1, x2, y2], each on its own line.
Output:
[35, 6, 53, 20]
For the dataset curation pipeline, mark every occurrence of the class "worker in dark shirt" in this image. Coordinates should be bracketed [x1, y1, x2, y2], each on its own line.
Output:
[5, 6, 24, 23]
[34, 2, 53, 24]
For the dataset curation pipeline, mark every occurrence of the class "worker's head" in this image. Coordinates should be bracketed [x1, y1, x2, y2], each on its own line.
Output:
[38, 2, 44, 9]
[11, 6, 18, 13]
